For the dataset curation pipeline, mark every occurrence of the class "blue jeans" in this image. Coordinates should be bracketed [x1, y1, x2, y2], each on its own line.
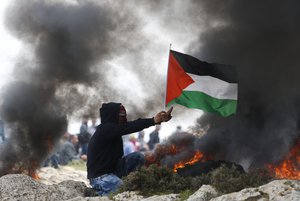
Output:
[114, 152, 145, 177]
[44, 154, 59, 169]
[90, 152, 145, 196]
[90, 174, 123, 196]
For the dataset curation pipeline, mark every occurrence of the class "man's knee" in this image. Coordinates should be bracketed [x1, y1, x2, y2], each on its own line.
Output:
[127, 152, 145, 165]
[90, 174, 123, 196]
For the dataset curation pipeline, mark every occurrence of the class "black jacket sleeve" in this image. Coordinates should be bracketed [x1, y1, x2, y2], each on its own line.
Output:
[105, 118, 155, 139]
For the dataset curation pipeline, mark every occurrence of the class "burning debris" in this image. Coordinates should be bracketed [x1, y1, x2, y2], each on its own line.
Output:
[267, 138, 300, 179]
[145, 132, 244, 176]
[187, 0, 300, 177]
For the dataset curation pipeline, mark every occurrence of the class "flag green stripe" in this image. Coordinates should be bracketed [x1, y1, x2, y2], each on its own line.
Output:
[167, 91, 237, 117]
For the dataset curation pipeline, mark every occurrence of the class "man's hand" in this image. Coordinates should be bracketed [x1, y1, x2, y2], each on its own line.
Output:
[164, 107, 173, 121]
[80, 154, 87, 161]
[154, 107, 173, 124]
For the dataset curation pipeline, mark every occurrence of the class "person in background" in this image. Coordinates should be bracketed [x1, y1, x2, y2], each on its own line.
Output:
[147, 125, 161, 150]
[0, 120, 5, 143]
[78, 117, 91, 156]
[137, 130, 148, 152]
[87, 102, 173, 196]
[43, 152, 59, 169]
[88, 118, 97, 136]
[123, 135, 136, 156]
[59, 133, 86, 165]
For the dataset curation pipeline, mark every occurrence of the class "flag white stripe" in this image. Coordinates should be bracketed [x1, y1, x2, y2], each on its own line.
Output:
[184, 74, 238, 100]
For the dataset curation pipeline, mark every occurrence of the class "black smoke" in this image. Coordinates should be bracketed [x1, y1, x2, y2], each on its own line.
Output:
[0, 0, 153, 175]
[191, 0, 300, 169]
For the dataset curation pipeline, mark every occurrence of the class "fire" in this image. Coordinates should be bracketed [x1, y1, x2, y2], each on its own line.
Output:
[144, 141, 211, 173]
[267, 139, 300, 179]
[28, 160, 41, 180]
[173, 151, 204, 172]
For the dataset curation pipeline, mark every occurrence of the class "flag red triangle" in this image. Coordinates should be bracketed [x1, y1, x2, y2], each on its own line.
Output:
[165, 51, 194, 105]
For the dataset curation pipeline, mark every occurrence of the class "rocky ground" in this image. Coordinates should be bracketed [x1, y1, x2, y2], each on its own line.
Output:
[0, 166, 299, 200]
[38, 166, 90, 187]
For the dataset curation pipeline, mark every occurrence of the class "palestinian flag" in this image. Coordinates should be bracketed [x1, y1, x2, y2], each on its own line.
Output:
[165, 50, 238, 117]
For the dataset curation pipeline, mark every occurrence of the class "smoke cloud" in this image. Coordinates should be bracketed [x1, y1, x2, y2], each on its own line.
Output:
[0, 0, 158, 175]
[0, 0, 202, 175]
[3, 0, 295, 175]
[190, 0, 300, 169]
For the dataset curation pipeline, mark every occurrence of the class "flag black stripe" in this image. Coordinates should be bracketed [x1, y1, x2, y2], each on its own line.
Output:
[171, 50, 237, 83]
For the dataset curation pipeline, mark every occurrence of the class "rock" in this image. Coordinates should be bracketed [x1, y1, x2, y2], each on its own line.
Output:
[142, 194, 179, 201]
[0, 174, 51, 201]
[50, 180, 87, 200]
[0, 174, 88, 201]
[66, 196, 111, 201]
[113, 191, 144, 201]
[211, 179, 300, 201]
[259, 180, 300, 201]
[187, 185, 219, 201]
[1, 171, 300, 201]
[112, 191, 179, 201]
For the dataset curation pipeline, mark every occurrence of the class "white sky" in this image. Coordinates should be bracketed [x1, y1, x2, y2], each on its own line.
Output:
[0, 0, 21, 89]
[0, 0, 203, 141]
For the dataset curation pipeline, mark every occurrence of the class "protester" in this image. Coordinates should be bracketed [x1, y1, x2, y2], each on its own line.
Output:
[78, 117, 91, 156]
[43, 153, 59, 169]
[87, 102, 172, 196]
[123, 135, 136, 156]
[44, 139, 60, 169]
[0, 120, 5, 143]
[137, 130, 148, 152]
[88, 118, 97, 136]
[147, 125, 161, 150]
[59, 133, 86, 165]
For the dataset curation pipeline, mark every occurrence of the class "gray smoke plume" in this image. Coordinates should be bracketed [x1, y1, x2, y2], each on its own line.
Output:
[0, 0, 202, 175]
[190, 0, 300, 169]
[0, 0, 155, 175]
[142, 0, 300, 171]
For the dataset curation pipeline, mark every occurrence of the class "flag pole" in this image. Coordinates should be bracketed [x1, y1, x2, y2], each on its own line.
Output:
[163, 43, 172, 110]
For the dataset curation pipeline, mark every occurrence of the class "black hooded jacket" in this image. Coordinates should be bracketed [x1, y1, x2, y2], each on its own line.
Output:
[87, 102, 155, 179]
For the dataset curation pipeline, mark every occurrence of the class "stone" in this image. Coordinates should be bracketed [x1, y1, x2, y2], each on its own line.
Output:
[211, 179, 300, 201]
[0, 174, 88, 201]
[187, 185, 219, 201]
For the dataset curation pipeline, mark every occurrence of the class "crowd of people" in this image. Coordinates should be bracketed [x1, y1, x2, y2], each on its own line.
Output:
[43, 116, 170, 169]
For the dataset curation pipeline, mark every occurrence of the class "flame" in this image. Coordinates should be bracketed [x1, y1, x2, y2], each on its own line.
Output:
[267, 139, 300, 179]
[28, 160, 41, 180]
[27, 137, 54, 180]
[144, 142, 211, 172]
[173, 151, 204, 172]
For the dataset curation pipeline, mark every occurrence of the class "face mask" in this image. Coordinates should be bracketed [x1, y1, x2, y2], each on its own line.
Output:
[119, 105, 127, 124]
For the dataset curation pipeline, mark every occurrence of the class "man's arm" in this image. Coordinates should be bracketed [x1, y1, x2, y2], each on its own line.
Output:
[107, 108, 173, 139]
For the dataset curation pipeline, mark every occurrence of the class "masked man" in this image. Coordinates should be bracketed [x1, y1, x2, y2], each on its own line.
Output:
[87, 102, 172, 196]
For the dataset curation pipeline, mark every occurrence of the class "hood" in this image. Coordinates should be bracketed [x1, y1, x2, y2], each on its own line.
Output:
[100, 102, 121, 124]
